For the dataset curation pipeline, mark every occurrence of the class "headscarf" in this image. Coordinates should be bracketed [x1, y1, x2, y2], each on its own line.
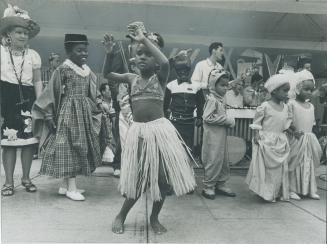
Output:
[208, 69, 229, 98]
[264, 73, 292, 93]
[294, 69, 315, 95]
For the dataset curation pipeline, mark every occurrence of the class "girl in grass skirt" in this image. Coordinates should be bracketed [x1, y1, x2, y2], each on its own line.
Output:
[102, 23, 196, 234]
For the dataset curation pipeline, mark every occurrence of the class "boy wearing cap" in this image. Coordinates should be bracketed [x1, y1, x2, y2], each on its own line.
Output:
[164, 50, 205, 152]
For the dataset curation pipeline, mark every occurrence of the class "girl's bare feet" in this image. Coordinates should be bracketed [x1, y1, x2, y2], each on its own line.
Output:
[112, 215, 125, 234]
[150, 216, 167, 234]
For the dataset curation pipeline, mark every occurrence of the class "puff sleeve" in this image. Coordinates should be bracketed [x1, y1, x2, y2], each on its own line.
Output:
[249, 104, 265, 130]
[30, 49, 42, 69]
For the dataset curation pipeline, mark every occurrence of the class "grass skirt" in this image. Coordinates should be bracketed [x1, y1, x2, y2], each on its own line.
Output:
[119, 118, 196, 201]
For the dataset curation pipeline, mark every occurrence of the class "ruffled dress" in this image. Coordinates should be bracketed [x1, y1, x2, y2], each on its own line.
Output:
[33, 60, 102, 178]
[246, 101, 292, 201]
[288, 100, 322, 196]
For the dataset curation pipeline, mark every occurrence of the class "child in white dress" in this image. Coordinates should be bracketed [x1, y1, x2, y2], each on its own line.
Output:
[246, 74, 293, 202]
[288, 70, 322, 200]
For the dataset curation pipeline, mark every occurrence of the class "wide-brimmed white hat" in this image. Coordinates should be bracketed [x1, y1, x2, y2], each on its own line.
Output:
[0, 4, 40, 39]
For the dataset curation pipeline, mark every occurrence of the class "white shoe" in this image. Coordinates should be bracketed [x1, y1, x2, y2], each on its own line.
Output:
[65, 191, 85, 201]
[58, 187, 85, 195]
[278, 197, 290, 202]
[290, 192, 301, 200]
[113, 169, 120, 178]
[309, 193, 320, 200]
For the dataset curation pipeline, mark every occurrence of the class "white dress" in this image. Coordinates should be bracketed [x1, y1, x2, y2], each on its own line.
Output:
[288, 100, 322, 196]
[246, 101, 292, 201]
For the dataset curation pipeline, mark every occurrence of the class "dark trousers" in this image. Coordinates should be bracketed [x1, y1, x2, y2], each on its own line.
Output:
[170, 119, 195, 152]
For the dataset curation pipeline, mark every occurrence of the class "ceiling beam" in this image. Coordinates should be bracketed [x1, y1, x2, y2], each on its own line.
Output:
[3, 0, 327, 15]
[46, 0, 327, 15]
[38, 27, 327, 51]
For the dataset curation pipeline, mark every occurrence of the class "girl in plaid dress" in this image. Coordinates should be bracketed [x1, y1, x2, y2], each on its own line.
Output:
[32, 34, 102, 201]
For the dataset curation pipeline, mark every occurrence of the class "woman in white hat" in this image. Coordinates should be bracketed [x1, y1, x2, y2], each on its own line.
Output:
[0, 4, 43, 196]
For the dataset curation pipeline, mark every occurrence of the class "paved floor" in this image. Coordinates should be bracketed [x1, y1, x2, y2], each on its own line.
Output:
[1, 152, 326, 244]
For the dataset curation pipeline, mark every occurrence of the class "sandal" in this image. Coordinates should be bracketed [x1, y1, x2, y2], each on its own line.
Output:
[21, 181, 37, 193]
[2, 185, 14, 196]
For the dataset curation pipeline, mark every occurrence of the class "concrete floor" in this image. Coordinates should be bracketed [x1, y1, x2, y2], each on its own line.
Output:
[1, 155, 326, 244]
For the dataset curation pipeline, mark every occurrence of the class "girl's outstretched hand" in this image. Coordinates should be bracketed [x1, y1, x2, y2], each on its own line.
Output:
[127, 23, 146, 42]
[102, 34, 116, 54]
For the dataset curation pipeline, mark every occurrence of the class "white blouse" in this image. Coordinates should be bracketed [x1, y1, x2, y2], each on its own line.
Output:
[1, 45, 41, 86]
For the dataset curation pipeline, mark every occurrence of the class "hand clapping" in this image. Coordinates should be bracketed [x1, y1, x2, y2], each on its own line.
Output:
[102, 33, 116, 54]
[127, 22, 146, 42]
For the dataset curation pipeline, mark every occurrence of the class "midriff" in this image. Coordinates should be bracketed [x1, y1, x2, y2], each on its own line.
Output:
[132, 99, 164, 122]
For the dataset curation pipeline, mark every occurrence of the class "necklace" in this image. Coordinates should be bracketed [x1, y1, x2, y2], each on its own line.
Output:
[9, 48, 25, 83]
[10, 49, 24, 56]
[7, 45, 26, 56]
[8, 48, 29, 108]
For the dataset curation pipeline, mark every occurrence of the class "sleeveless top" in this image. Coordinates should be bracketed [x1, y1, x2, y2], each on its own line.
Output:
[130, 74, 164, 102]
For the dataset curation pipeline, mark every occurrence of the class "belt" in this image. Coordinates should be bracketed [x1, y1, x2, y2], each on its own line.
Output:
[170, 113, 194, 121]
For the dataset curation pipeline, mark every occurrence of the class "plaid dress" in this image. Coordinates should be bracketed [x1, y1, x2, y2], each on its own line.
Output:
[39, 66, 102, 178]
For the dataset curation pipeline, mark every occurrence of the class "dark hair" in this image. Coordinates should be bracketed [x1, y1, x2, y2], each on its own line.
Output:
[99, 83, 109, 94]
[154, 33, 164, 48]
[146, 32, 164, 48]
[209, 42, 223, 55]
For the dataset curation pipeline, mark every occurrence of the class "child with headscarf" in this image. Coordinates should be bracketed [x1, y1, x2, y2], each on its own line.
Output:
[287, 70, 322, 200]
[246, 73, 293, 202]
[201, 70, 236, 200]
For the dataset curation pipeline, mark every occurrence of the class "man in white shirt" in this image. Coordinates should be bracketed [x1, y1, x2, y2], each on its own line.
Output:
[191, 42, 225, 94]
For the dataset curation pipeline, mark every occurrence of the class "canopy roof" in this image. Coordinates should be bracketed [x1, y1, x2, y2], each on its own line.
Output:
[1, 0, 326, 50]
